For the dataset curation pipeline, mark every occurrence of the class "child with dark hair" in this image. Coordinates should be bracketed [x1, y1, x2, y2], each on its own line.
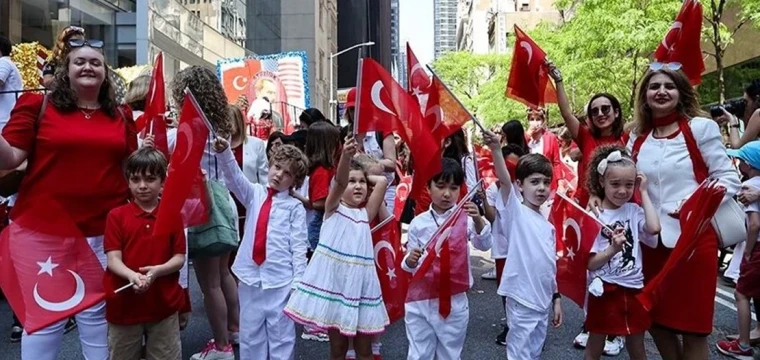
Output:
[402, 156, 492, 359]
[104, 148, 186, 360]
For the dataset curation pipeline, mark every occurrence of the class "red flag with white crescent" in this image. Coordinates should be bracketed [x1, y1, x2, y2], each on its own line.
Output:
[139, 52, 170, 159]
[551, 194, 601, 308]
[407, 43, 432, 113]
[653, 0, 704, 85]
[371, 217, 408, 323]
[0, 200, 106, 334]
[505, 25, 557, 107]
[394, 172, 412, 221]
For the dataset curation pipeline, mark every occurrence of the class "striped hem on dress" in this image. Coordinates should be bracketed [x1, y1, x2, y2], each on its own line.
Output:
[283, 308, 388, 337]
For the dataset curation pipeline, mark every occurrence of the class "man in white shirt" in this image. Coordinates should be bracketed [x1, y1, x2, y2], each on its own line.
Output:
[0, 36, 23, 129]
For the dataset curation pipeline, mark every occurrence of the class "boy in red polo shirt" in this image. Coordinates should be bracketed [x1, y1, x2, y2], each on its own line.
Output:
[104, 148, 186, 360]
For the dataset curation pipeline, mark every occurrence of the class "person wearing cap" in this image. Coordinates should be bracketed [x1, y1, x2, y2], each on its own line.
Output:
[717, 140, 760, 359]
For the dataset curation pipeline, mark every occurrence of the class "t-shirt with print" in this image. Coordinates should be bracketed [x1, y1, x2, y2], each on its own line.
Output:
[589, 203, 657, 289]
[496, 183, 557, 312]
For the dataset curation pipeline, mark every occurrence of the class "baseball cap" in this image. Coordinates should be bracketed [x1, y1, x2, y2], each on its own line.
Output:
[727, 140, 760, 170]
[345, 88, 357, 108]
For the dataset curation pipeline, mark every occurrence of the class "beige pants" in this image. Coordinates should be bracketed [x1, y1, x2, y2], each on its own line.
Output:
[108, 313, 181, 360]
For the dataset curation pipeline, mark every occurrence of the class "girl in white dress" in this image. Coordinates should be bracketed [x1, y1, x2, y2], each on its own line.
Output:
[284, 136, 390, 360]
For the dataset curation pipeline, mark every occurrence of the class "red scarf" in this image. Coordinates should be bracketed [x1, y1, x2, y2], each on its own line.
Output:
[652, 112, 681, 128]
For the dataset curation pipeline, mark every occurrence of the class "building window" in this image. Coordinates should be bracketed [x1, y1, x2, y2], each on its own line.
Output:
[189, 0, 196, 4]
[519, 0, 530, 11]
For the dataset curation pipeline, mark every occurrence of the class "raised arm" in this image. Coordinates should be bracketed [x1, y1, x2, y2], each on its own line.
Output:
[325, 137, 357, 216]
[484, 131, 511, 201]
[365, 175, 389, 222]
[547, 62, 582, 139]
[213, 136, 258, 205]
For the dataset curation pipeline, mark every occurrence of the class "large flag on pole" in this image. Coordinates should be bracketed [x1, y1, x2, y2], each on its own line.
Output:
[505, 25, 557, 107]
[653, 0, 704, 85]
[407, 43, 432, 113]
[153, 89, 211, 237]
[355, 58, 441, 198]
[0, 200, 106, 334]
[371, 216, 408, 323]
[138, 52, 170, 159]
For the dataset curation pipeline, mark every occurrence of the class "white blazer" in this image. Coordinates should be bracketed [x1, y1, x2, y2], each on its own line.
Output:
[241, 136, 269, 186]
[627, 117, 740, 247]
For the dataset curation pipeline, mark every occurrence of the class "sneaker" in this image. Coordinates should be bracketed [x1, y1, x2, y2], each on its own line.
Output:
[495, 326, 508, 346]
[10, 326, 22, 343]
[573, 329, 589, 349]
[63, 318, 77, 334]
[726, 333, 760, 345]
[481, 267, 497, 280]
[190, 340, 235, 360]
[716, 339, 754, 360]
[301, 327, 329, 342]
[603, 337, 624, 356]
[228, 332, 239, 346]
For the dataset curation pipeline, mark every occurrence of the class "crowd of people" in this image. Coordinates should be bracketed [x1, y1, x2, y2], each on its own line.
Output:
[1, 25, 760, 360]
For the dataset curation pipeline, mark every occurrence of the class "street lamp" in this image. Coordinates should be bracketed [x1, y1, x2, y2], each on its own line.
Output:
[329, 41, 375, 121]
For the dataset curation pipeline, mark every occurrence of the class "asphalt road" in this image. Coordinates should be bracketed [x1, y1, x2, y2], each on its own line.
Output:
[0, 248, 752, 359]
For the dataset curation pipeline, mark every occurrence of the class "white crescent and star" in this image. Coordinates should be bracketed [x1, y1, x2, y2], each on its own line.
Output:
[426, 105, 444, 133]
[373, 240, 397, 280]
[176, 122, 195, 165]
[232, 75, 248, 91]
[396, 182, 410, 202]
[520, 41, 534, 64]
[409, 63, 433, 87]
[434, 227, 453, 256]
[562, 218, 582, 261]
[33, 257, 86, 312]
[370, 81, 397, 116]
[662, 21, 683, 51]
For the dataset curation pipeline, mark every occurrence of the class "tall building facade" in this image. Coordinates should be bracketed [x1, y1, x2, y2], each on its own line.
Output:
[434, 0, 457, 59]
[245, 0, 281, 54]
[336, 0, 391, 89]
[398, 48, 408, 89]
[456, 0, 490, 54]
[391, 0, 401, 83]
[182, 0, 246, 47]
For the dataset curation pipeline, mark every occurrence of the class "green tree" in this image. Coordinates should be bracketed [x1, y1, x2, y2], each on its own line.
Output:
[700, 0, 760, 103]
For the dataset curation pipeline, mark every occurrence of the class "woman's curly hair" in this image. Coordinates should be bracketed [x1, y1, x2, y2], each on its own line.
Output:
[586, 144, 636, 199]
[50, 27, 85, 68]
[171, 66, 232, 137]
[49, 47, 119, 117]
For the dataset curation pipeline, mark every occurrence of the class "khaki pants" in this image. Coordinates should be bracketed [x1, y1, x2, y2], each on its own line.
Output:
[108, 313, 181, 360]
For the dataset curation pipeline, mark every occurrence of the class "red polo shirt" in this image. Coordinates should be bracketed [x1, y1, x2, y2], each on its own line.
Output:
[103, 202, 186, 325]
[2, 94, 137, 236]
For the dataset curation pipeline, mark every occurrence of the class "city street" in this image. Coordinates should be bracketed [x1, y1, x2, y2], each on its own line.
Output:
[0, 245, 750, 359]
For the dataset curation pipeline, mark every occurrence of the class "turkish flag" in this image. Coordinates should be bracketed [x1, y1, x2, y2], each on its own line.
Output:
[426, 74, 473, 142]
[551, 194, 601, 307]
[355, 58, 442, 198]
[371, 217, 408, 323]
[0, 200, 106, 334]
[154, 90, 211, 237]
[472, 144, 517, 188]
[407, 192, 474, 318]
[653, 0, 704, 85]
[138, 52, 170, 159]
[394, 172, 412, 221]
[407, 43, 432, 113]
[556, 161, 578, 198]
[637, 180, 724, 310]
[506, 25, 557, 107]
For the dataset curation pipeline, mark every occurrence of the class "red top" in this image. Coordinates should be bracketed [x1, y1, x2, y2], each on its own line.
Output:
[103, 202, 186, 325]
[309, 166, 334, 203]
[2, 94, 137, 236]
[574, 126, 627, 207]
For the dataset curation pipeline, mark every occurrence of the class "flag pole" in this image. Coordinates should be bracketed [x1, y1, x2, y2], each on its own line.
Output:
[425, 64, 487, 133]
[371, 215, 395, 233]
[184, 88, 216, 137]
[421, 179, 484, 249]
[352, 58, 364, 138]
[556, 192, 613, 232]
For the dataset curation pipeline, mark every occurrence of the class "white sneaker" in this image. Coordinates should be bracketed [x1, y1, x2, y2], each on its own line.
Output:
[603, 337, 624, 356]
[481, 267, 497, 280]
[301, 327, 329, 342]
[573, 330, 589, 349]
[190, 340, 235, 360]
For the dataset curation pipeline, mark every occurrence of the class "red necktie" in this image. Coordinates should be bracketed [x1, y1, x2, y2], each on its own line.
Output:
[439, 241, 451, 318]
[253, 188, 276, 265]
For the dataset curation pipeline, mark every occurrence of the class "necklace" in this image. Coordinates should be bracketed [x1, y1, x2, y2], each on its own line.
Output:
[79, 107, 97, 119]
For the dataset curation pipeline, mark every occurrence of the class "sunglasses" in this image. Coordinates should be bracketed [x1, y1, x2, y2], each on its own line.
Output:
[649, 62, 682, 71]
[68, 39, 104, 49]
[590, 105, 612, 117]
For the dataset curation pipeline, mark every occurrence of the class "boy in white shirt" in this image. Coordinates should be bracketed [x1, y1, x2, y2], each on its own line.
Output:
[491, 133, 564, 360]
[402, 157, 492, 360]
[212, 139, 309, 360]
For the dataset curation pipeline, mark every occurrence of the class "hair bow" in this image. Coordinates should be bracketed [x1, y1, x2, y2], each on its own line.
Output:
[597, 150, 623, 175]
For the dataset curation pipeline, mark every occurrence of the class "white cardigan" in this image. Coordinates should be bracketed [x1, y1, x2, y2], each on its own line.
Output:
[627, 117, 740, 247]
[240, 136, 269, 186]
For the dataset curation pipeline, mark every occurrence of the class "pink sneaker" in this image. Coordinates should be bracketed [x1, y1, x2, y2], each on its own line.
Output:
[716, 339, 754, 360]
[190, 340, 234, 360]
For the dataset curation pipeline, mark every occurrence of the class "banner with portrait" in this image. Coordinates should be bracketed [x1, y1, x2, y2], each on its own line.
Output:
[217, 51, 310, 137]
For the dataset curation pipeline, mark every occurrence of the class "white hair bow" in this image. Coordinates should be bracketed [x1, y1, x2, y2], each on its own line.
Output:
[597, 150, 623, 175]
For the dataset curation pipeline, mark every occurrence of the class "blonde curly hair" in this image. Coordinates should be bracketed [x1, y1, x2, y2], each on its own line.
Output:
[171, 66, 232, 137]
[50, 26, 85, 68]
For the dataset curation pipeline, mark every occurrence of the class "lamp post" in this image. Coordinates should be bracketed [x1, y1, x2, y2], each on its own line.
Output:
[329, 41, 375, 122]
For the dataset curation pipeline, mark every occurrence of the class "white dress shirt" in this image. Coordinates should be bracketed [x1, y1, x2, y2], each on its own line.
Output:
[218, 148, 308, 289]
[627, 117, 740, 247]
[402, 205, 492, 311]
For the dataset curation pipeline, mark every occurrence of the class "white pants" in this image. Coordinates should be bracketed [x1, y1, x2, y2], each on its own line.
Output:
[239, 282, 295, 360]
[21, 236, 109, 360]
[405, 295, 469, 360]
[505, 298, 548, 360]
[725, 241, 746, 281]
